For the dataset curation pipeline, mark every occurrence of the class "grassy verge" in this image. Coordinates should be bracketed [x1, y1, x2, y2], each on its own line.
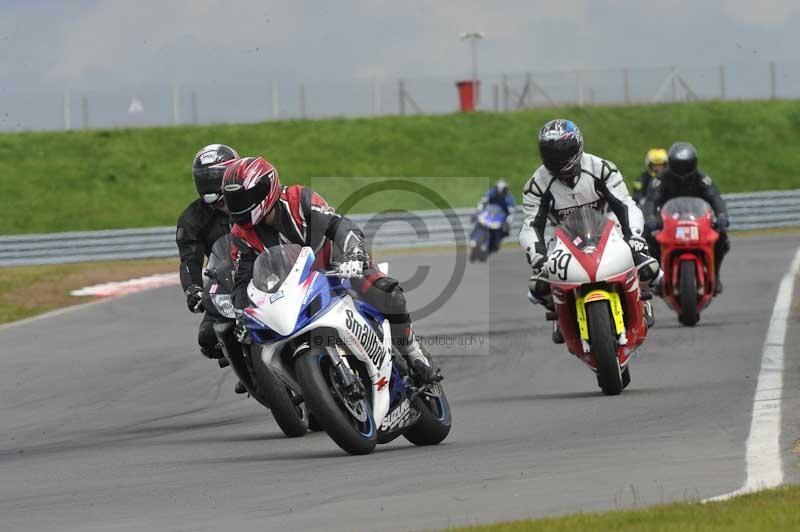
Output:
[2, 100, 800, 235]
[0, 258, 176, 324]
[447, 485, 800, 532]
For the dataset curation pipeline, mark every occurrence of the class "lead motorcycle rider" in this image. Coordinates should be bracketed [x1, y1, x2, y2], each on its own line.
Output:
[519, 119, 659, 343]
[642, 142, 730, 295]
[176, 144, 240, 366]
[221, 156, 439, 384]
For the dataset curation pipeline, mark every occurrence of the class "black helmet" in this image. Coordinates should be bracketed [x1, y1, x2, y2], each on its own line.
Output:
[538, 119, 584, 187]
[667, 142, 698, 178]
[192, 144, 240, 204]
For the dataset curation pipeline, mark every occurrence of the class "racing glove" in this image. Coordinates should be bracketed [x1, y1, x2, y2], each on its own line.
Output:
[338, 233, 367, 279]
[525, 245, 546, 271]
[715, 213, 730, 231]
[338, 260, 364, 278]
[185, 285, 205, 313]
[234, 313, 251, 344]
[627, 236, 649, 255]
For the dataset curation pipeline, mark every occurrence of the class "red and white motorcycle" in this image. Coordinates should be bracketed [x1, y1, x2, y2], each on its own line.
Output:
[534, 208, 651, 395]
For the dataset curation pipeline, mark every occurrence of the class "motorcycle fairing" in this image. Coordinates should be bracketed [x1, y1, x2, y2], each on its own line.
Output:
[243, 246, 406, 431]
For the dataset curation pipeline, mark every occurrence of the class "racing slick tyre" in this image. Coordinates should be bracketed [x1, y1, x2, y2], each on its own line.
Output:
[622, 366, 631, 390]
[403, 382, 452, 446]
[295, 349, 377, 455]
[250, 351, 309, 438]
[587, 301, 624, 396]
[469, 244, 479, 263]
[678, 261, 699, 326]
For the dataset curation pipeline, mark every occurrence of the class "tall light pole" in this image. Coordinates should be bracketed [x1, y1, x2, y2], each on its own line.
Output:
[460, 32, 484, 110]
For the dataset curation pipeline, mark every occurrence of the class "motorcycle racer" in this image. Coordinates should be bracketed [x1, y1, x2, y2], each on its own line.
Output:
[222, 156, 439, 384]
[642, 142, 730, 295]
[472, 179, 516, 252]
[519, 119, 658, 342]
[632, 148, 668, 204]
[176, 144, 239, 365]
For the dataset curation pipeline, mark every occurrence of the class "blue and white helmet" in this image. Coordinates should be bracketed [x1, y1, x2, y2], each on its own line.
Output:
[538, 119, 584, 186]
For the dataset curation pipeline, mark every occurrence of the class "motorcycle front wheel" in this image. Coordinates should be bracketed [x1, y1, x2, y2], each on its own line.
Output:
[678, 261, 699, 326]
[295, 350, 377, 455]
[587, 301, 624, 396]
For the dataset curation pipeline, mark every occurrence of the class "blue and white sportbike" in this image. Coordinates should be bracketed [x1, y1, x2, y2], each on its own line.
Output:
[469, 203, 508, 262]
[241, 244, 452, 455]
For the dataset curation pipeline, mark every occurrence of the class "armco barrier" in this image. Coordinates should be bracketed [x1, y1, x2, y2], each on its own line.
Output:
[1, 189, 798, 266]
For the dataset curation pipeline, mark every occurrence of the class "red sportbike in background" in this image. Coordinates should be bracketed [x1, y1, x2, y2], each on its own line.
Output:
[654, 197, 719, 326]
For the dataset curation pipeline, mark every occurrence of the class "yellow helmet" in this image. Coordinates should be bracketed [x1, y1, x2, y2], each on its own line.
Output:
[645, 148, 668, 176]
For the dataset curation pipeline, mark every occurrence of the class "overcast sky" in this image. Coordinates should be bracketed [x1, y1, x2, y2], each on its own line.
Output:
[2, 0, 800, 90]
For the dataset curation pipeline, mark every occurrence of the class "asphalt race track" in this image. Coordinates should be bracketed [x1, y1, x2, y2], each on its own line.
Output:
[2, 234, 798, 532]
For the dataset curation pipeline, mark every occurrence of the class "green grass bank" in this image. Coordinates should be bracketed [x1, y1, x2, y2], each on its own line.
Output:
[447, 484, 800, 532]
[2, 100, 800, 235]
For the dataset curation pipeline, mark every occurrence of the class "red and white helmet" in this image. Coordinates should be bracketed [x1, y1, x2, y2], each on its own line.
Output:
[222, 157, 281, 227]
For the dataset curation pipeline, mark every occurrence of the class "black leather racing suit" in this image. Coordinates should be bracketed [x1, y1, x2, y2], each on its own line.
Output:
[176, 199, 231, 357]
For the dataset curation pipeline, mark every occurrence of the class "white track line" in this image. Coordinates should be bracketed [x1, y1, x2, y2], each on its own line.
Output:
[704, 246, 800, 502]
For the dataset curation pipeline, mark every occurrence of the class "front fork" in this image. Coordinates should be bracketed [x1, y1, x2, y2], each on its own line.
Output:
[330, 343, 366, 401]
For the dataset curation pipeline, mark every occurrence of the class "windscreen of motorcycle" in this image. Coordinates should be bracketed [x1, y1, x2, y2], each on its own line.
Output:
[551, 207, 633, 283]
[253, 244, 303, 294]
[661, 196, 713, 221]
[205, 234, 234, 291]
[479, 204, 506, 230]
[561, 208, 608, 249]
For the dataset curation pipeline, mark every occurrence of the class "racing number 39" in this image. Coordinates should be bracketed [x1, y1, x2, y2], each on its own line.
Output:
[548, 249, 572, 281]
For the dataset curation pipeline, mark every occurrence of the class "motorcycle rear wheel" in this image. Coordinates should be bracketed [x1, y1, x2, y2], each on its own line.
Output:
[403, 382, 452, 446]
[678, 261, 699, 326]
[587, 301, 624, 396]
[250, 349, 309, 438]
[295, 350, 377, 455]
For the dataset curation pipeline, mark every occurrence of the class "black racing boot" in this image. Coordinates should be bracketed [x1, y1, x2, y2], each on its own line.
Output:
[396, 328, 441, 385]
[552, 323, 565, 344]
[714, 279, 723, 296]
[234, 381, 247, 395]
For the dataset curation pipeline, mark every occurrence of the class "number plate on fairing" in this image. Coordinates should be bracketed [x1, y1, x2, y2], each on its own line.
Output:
[675, 225, 699, 241]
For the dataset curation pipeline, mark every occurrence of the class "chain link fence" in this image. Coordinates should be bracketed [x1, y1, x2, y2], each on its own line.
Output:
[2, 62, 799, 132]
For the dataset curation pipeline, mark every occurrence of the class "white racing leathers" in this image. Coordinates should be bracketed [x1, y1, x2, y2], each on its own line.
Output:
[519, 153, 645, 257]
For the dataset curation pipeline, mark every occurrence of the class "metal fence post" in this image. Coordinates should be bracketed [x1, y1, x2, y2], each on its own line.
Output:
[299, 83, 307, 119]
[398, 80, 406, 116]
[63, 88, 71, 130]
[272, 80, 279, 119]
[502, 73, 509, 112]
[191, 91, 198, 124]
[670, 66, 677, 101]
[623, 68, 630, 104]
[769, 61, 777, 99]
[492, 83, 499, 111]
[172, 84, 180, 125]
[719, 65, 726, 100]
[81, 95, 89, 130]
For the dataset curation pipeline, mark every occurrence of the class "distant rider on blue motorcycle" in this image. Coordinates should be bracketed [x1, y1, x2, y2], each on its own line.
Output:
[472, 179, 516, 252]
